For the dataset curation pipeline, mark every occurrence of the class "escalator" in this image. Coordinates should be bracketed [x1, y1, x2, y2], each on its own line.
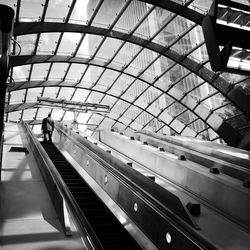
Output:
[41, 142, 142, 250]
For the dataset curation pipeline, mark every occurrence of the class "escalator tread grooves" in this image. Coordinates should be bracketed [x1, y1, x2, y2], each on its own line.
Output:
[41, 142, 142, 249]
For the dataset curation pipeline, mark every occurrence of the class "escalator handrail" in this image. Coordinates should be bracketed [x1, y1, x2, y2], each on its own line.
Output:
[55, 123, 218, 250]
[21, 121, 104, 250]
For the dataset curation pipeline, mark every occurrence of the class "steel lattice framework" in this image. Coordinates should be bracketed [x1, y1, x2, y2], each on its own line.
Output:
[3, 0, 250, 147]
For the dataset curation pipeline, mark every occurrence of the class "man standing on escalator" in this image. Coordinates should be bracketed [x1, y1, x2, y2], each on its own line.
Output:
[41, 113, 54, 143]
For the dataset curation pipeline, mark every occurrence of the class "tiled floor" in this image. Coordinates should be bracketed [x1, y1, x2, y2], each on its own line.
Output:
[0, 123, 85, 250]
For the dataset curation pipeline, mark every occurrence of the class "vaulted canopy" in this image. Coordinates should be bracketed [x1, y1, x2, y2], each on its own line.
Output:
[3, 0, 250, 147]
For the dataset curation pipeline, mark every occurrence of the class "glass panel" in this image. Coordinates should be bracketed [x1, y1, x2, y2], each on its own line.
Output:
[65, 64, 87, 82]
[48, 63, 68, 81]
[26, 88, 43, 102]
[124, 49, 158, 75]
[57, 33, 82, 56]
[57, 87, 75, 100]
[101, 95, 117, 106]
[95, 38, 123, 60]
[123, 106, 141, 120]
[189, 43, 209, 62]
[141, 63, 159, 83]
[133, 4, 154, 39]
[31, 63, 51, 81]
[72, 89, 90, 102]
[112, 42, 141, 67]
[51, 109, 64, 120]
[112, 74, 134, 91]
[174, 72, 198, 92]
[77, 34, 103, 58]
[126, 79, 148, 97]
[8, 111, 22, 122]
[153, 16, 193, 46]
[46, 0, 72, 22]
[84, 66, 105, 83]
[92, 0, 126, 28]
[134, 97, 149, 109]
[38, 33, 61, 55]
[23, 109, 37, 120]
[17, 34, 37, 55]
[42, 87, 59, 98]
[87, 92, 104, 103]
[37, 108, 52, 120]
[113, 0, 148, 33]
[111, 99, 130, 115]
[19, 0, 43, 22]
[96, 69, 120, 88]
[171, 25, 198, 55]
[101, 117, 115, 129]
[69, 0, 100, 25]
[9, 90, 26, 104]
[146, 102, 161, 116]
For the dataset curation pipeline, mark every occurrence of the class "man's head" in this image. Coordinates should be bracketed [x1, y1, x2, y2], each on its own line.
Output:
[48, 113, 51, 117]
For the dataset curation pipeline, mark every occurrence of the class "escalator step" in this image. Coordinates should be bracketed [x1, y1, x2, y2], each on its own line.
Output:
[41, 142, 141, 249]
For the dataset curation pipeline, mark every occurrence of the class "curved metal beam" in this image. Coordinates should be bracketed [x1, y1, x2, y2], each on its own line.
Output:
[7, 80, 242, 146]
[5, 101, 174, 134]
[6, 81, 184, 135]
[13, 22, 250, 119]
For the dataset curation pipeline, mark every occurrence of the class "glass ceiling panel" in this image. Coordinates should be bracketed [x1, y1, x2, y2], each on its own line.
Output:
[65, 64, 87, 82]
[69, 0, 100, 25]
[153, 15, 193, 47]
[37, 33, 61, 55]
[37, 108, 52, 120]
[48, 63, 68, 81]
[171, 26, 199, 55]
[23, 109, 37, 120]
[92, 0, 126, 28]
[8, 111, 22, 122]
[113, 0, 148, 33]
[45, 0, 72, 22]
[9, 90, 26, 104]
[111, 99, 130, 115]
[43, 87, 59, 98]
[63, 111, 75, 121]
[140, 62, 159, 83]
[19, 0, 43, 22]
[97, 69, 120, 87]
[51, 109, 64, 120]
[124, 105, 141, 120]
[101, 95, 117, 106]
[17, 34, 37, 55]
[26, 88, 42, 102]
[84, 66, 105, 83]
[57, 87, 75, 100]
[126, 79, 148, 97]
[92, 84, 107, 93]
[174, 73, 202, 93]
[72, 89, 90, 102]
[133, 4, 154, 39]
[57, 33, 82, 56]
[31, 63, 51, 81]
[189, 43, 208, 63]
[77, 34, 103, 58]
[87, 92, 104, 103]
[112, 74, 134, 91]
[124, 49, 158, 75]
[95, 38, 123, 60]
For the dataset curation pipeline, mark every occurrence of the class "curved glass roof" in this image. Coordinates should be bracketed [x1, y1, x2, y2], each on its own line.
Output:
[2, 0, 250, 147]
